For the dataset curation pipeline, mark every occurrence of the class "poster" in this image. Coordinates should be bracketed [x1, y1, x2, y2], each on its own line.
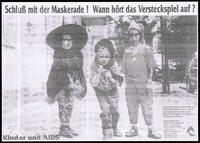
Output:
[2, 2, 198, 141]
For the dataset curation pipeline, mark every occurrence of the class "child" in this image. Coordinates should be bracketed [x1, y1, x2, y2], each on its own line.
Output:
[121, 20, 161, 139]
[46, 24, 88, 138]
[90, 39, 124, 140]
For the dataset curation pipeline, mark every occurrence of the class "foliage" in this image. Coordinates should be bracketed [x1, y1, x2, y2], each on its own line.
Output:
[106, 15, 159, 64]
[107, 15, 197, 60]
[166, 16, 197, 58]
[106, 15, 158, 47]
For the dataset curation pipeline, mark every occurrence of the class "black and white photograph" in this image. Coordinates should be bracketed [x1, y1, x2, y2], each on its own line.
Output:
[2, 2, 198, 141]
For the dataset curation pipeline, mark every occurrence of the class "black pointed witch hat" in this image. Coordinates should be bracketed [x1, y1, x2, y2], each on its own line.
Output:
[46, 24, 88, 50]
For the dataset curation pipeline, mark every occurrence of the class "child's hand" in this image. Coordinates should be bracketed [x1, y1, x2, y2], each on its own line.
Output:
[98, 65, 105, 74]
[68, 83, 77, 90]
[104, 71, 118, 85]
[104, 71, 112, 78]
[113, 81, 120, 87]
[111, 78, 118, 85]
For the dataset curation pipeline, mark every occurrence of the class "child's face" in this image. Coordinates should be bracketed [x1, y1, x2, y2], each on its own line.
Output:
[97, 46, 110, 66]
[128, 29, 141, 46]
[62, 35, 72, 50]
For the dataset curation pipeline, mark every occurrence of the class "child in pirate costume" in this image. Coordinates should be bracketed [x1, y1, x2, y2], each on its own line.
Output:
[90, 39, 124, 140]
[46, 24, 88, 138]
[121, 21, 161, 139]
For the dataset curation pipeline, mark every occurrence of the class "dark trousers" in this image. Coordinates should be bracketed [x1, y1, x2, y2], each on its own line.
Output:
[94, 87, 120, 135]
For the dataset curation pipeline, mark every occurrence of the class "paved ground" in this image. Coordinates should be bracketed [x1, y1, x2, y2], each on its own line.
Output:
[2, 82, 198, 141]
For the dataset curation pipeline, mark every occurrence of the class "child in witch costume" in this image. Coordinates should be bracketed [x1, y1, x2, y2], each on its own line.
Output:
[90, 39, 124, 140]
[46, 24, 88, 138]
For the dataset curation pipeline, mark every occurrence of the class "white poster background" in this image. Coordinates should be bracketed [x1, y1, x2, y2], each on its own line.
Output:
[2, 2, 198, 141]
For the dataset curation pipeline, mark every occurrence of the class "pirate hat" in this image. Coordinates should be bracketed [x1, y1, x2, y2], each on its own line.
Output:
[46, 24, 88, 50]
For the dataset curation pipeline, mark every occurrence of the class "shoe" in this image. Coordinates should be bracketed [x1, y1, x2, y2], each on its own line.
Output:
[68, 126, 78, 136]
[59, 127, 73, 138]
[125, 126, 138, 137]
[103, 134, 112, 140]
[148, 130, 161, 139]
[113, 129, 122, 137]
[45, 96, 56, 104]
